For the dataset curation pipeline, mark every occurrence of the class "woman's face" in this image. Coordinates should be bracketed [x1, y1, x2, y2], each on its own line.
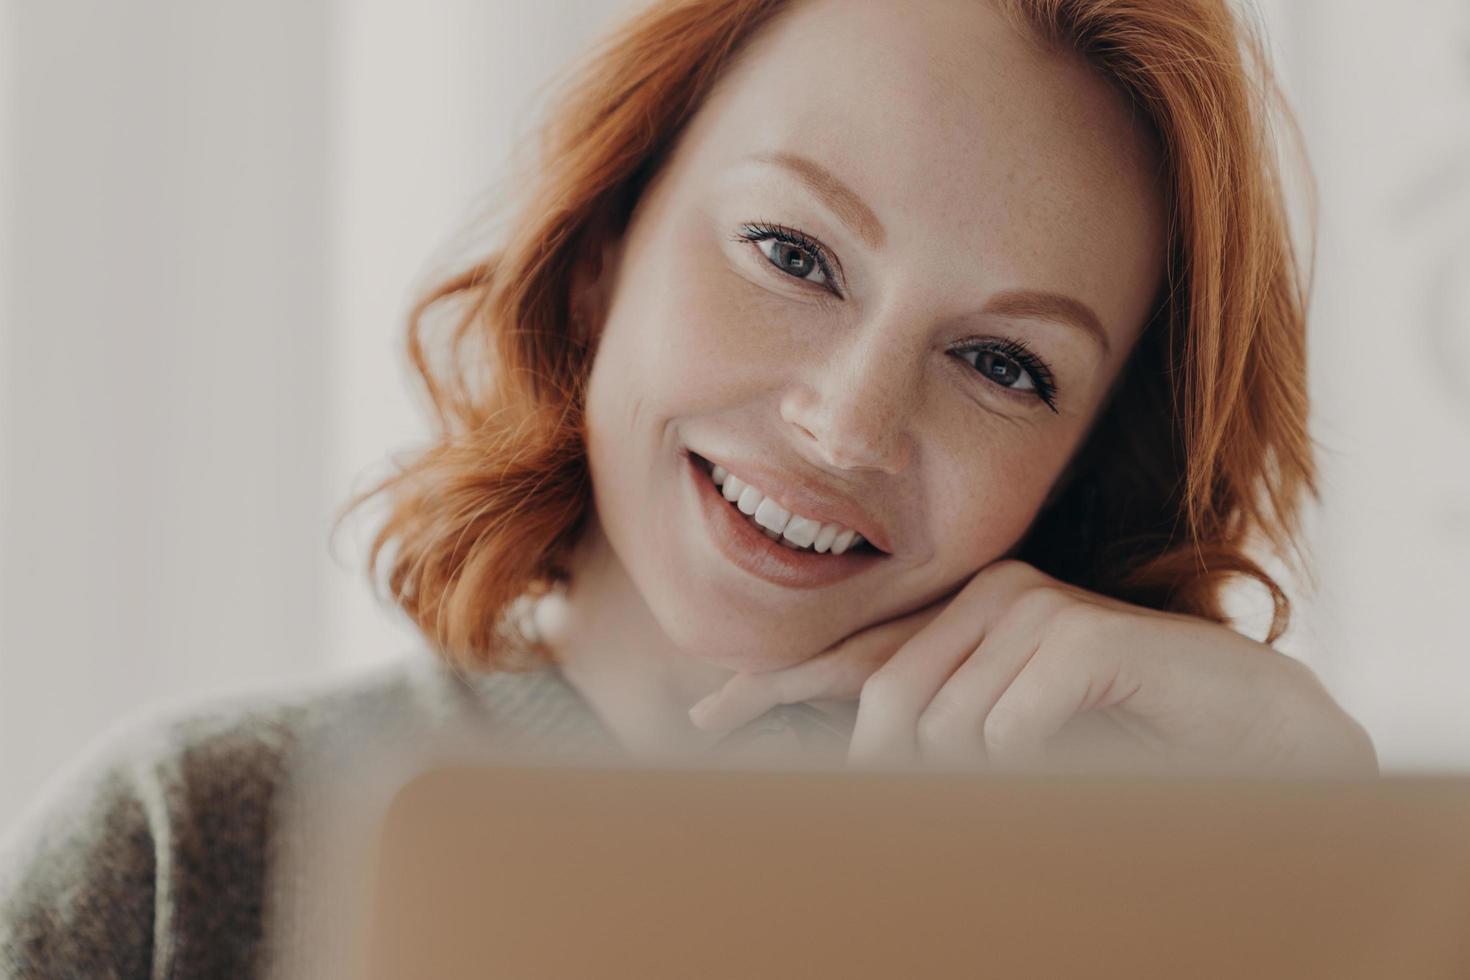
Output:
[580, 0, 1166, 671]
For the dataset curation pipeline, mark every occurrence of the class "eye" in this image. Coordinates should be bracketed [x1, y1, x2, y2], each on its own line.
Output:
[733, 222, 842, 297]
[952, 339, 1060, 414]
[968, 350, 1035, 390]
[762, 239, 824, 282]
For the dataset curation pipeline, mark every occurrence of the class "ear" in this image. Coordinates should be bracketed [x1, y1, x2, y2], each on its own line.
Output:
[569, 234, 625, 347]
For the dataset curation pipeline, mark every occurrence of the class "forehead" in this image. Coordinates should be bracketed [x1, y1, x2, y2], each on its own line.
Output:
[661, 0, 1166, 345]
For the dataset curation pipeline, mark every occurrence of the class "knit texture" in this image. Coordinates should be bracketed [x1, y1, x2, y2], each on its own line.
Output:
[0, 654, 624, 978]
[0, 653, 849, 978]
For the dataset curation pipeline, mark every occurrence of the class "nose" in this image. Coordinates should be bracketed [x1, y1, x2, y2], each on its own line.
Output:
[779, 324, 918, 475]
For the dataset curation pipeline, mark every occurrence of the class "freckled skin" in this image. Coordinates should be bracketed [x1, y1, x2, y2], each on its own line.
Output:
[550, 0, 1168, 752]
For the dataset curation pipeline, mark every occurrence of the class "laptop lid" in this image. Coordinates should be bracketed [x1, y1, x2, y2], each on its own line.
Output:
[325, 762, 1470, 979]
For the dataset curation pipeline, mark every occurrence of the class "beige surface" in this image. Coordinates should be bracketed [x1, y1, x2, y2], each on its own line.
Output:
[350, 764, 1470, 979]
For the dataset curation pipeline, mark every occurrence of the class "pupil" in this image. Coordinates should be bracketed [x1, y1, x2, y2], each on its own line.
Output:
[984, 354, 1019, 385]
[780, 244, 810, 274]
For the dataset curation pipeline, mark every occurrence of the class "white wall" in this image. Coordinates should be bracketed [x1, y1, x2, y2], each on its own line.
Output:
[324, 0, 641, 677]
[0, 0, 635, 830]
[0, 1, 336, 826]
[1, 0, 1466, 831]
[1253, 0, 1470, 771]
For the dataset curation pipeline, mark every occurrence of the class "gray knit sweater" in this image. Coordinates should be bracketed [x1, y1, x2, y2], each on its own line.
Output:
[0, 653, 849, 978]
[0, 655, 629, 978]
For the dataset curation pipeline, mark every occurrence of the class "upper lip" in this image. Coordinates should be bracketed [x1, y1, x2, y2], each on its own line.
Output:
[689, 448, 896, 555]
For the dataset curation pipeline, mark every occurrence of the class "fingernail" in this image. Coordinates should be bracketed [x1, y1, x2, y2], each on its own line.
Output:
[688, 693, 720, 729]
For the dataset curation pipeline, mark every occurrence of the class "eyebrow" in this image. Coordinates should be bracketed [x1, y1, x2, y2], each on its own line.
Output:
[981, 289, 1112, 356]
[754, 151, 887, 249]
[753, 152, 1110, 356]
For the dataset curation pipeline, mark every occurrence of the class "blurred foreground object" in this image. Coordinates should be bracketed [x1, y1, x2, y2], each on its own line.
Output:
[287, 759, 1470, 978]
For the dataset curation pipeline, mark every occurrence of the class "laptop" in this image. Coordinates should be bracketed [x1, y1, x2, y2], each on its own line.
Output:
[283, 756, 1470, 979]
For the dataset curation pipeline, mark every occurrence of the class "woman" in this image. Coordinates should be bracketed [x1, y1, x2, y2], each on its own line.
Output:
[358, 0, 1373, 774]
[1, 0, 1376, 975]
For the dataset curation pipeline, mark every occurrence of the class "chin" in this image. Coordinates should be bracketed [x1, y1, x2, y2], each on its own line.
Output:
[661, 614, 826, 673]
[645, 564, 863, 672]
[693, 644, 808, 674]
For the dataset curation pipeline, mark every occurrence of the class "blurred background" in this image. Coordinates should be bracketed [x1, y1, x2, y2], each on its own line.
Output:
[1, 0, 1466, 829]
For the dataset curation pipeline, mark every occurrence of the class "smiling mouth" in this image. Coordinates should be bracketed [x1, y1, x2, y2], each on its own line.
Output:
[689, 451, 884, 557]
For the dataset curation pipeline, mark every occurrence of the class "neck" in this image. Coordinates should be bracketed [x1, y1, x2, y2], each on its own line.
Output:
[532, 514, 737, 762]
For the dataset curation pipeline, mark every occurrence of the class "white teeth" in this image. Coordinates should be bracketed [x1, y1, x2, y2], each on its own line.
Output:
[781, 515, 822, 548]
[753, 497, 791, 534]
[708, 461, 869, 554]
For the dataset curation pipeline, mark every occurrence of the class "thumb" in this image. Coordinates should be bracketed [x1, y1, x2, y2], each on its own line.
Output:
[689, 658, 847, 734]
[688, 598, 951, 734]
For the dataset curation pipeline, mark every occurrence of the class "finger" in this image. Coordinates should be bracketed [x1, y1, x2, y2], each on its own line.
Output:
[687, 598, 950, 734]
[911, 595, 1053, 771]
[982, 615, 1130, 771]
[1043, 711, 1166, 775]
[845, 561, 1053, 766]
[689, 658, 847, 733]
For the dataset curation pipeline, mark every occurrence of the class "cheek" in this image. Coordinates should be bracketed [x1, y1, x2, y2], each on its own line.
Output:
[926, 441, 1068, 565]
[615, 230, 778, 414]
[582, 220, 766, 497]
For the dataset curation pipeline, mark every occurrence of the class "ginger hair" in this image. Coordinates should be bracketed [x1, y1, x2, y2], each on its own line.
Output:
[336, 0, 1316, 670]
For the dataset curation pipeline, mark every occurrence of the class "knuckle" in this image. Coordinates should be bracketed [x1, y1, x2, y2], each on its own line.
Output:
[976, 558, 1040, 589]
[1258, 651, 1328, 717]
[1279, 653, 1324, 692]
[916, 698, 975, 746]
[1345, 719, 1380, 774]
[1040, 599, 1106, 649]
[1002, 584, 1067, 629]
[859, 667, 902, 705]
[982, 708, 1024, 751]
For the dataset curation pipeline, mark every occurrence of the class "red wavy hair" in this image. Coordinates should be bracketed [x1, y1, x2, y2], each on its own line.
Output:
[335, 0, 1316, 671]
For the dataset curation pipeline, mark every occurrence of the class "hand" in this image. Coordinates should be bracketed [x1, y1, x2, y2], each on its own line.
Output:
[687, 560, 1379, 777]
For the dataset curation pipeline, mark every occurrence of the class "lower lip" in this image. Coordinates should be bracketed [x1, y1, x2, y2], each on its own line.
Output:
[685, 450, 887, 589]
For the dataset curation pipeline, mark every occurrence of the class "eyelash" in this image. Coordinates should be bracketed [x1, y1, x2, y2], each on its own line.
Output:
[731, 220, 1061, 413]
[947, 336, 1059, 413]
[733, 221, 843, 296]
